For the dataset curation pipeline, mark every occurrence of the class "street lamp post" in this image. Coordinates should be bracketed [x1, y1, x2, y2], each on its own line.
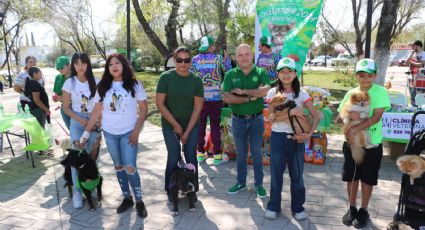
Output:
[126, 0, 131, 62]
[0, 12, 12, 87]
[365, 0, 372, 58]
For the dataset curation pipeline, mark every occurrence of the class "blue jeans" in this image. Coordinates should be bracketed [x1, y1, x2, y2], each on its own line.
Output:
[267, 131, 305, 213]
[69, 111, 99, 153]
[232, 115, 264, 187]
[104, 130, 142, 201]
[70, 111, 101, 196]
[163, 123, 199, 192]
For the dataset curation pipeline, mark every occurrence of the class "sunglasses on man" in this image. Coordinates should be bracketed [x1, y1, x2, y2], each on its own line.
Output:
[175, 58, 191, 64]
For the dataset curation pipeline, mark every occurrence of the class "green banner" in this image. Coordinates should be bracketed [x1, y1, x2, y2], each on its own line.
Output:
[256, 0, 323, 76]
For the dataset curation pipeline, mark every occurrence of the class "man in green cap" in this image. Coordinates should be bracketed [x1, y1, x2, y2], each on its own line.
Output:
[256, 36, 281, 84]
[191, 35, 232, 165]
[53, 56, 71, 129]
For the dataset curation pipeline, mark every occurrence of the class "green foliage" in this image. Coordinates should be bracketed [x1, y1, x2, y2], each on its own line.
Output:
[332, 65, 358, 88]
[135, 71, 161, 126]
[227, 14, 256, 52]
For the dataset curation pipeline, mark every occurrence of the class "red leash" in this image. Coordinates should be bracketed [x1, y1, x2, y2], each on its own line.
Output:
[55, 119, 70, 136]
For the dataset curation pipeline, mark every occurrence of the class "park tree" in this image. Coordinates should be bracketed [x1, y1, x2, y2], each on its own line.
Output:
[0, 0, 44, 69]
[321, 0, 383, 59]
[374, 0, 425, 85]
[42, 0, 107, 57]
[132, 0, 180, 58]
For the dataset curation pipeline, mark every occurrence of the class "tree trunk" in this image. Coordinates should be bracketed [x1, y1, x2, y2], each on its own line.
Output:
[132, 0, 170, 58]
[165, 0, 180, 51]
[132, 0, 171, 58]
[374, 0, 400, 85]
[215, 0, 230, 51]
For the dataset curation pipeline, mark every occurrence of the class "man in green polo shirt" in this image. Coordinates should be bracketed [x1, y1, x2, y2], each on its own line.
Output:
[222, 44, 271, 198]
[53, 56, 71, 129]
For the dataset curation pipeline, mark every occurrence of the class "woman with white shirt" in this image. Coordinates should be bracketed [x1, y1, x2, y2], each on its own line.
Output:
[82, 53, 148, 218]
[62, 52, 101, 209]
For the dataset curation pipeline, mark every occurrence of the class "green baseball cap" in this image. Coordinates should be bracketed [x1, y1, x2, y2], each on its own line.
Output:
[199, 36, 214, 52]
[260, 36, 273, 47]
[276, 57, 296, 71]
[355, 58, 376, 74]
[55, 56, 70, 70]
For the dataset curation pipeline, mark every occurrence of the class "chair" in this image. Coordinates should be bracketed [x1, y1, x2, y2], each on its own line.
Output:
[388, 91, 408, 109]
[415, 93, 425, 107]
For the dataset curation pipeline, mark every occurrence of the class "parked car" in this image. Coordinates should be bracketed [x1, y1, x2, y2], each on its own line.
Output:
[388, 55, 399, 66]
[331, 54, 355, 66]
[398, 55, 410, 66]
[310, 55, 333, 66]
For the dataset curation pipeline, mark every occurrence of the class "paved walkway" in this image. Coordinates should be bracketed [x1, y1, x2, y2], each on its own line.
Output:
[0, 68, 402, 229]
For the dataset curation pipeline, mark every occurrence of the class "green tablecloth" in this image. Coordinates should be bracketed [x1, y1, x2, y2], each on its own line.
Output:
[0, 113, 49, 151]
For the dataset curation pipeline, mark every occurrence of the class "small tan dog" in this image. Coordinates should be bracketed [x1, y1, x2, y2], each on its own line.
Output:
[268, 93, 290, 122]
[268, 92, 311, 134]
[396, 155, 425, 185]
[340, 91, 374, 165]
[59, 138, 72, 156]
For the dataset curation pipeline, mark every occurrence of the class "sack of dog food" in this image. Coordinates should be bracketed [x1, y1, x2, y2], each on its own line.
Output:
[308, 132, 328, 165]
[221, 116, 237, 159]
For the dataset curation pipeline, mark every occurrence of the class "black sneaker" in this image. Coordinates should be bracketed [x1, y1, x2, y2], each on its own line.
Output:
[136, 200, 148, 218]
[353, 208, 369, 229]
[116, 196, 134, 213]
[342, 206, 357, 226]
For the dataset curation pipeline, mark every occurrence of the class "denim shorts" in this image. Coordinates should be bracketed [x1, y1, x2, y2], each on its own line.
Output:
[70, 111, 101, 152]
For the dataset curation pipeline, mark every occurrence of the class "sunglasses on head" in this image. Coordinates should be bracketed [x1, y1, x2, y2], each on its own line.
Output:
[175, 58, 191, 64]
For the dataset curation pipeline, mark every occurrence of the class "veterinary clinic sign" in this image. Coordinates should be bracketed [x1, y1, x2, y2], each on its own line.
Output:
[382, 112, 425, 142]
[255, 0, 323, 76]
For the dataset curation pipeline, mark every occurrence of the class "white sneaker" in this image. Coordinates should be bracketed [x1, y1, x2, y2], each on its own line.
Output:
[265, 209, 277, 220]
[294, 211, 308, 220]
[73, 190, 83, 209]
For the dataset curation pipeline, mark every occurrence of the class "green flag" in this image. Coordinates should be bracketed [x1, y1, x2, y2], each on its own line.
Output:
[256, 0, 323, 76]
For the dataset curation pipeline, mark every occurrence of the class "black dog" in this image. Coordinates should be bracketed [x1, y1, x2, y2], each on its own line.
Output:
[169, 163, 197, 216]
[60, 149, 103, 211]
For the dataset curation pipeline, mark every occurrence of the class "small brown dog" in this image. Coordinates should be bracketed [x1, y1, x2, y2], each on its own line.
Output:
[268, 92, 311, 134]
[340, 91, 373, 165]
[396, 155, 425, 185]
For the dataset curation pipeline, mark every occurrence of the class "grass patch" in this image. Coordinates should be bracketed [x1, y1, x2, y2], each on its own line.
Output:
[302, 70, 353, 134]
[135, 71, 161, 126]
[132, 70, 349, 134]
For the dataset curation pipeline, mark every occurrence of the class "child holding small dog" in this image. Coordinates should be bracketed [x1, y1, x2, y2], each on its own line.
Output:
[264, 57, 319, 220]
[336, 59, 390, 228]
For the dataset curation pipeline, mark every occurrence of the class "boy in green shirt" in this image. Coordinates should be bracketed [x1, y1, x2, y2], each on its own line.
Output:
[337, 59, 390, 228]
[53, 56, 71, 129]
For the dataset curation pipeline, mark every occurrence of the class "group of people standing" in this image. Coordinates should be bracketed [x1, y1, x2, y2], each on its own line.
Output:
[14, 53, 148, 218]
[14, 34, 390, 228]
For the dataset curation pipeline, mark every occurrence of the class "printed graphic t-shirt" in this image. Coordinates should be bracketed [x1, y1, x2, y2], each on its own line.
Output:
[94, 81, 147, 135]
[191, 53, 232, 101]
[256, 52, 281, 81]
[62, 77, 100, 113]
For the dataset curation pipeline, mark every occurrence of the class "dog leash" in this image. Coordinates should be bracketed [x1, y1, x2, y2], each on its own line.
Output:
[51, 156, 65, 230]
